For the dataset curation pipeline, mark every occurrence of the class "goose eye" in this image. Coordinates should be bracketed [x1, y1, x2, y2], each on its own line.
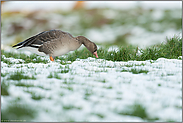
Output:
[93, 49, 97, 53]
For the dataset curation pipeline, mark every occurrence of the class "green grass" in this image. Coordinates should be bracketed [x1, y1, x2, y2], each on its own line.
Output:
[60, 85, 73, 91]
[91, 113, 105, 118]
[47, 72, 61, 79]
[1, 81, 9, 96]
[47, 66, 69, 78]
[59, 60, 72, 65]
[1, 36, 182, 63]
[60, 92, 65, 97]
[67, 86, 73, 91]
[57, 36, 182, 62]
[139, 36, 182, 60]
[65, 48, 94, 62]
[105, 86, 113, 89]
[84, 90, 93, 96]
[158, 83, 161, 86]
[15, 83, 35, 87]
[60, 69, 69, 73]
[120, 69, 129, 72]
[121, 68, 149, 74]
[31, 93, 44, 100]
[0, 57, 14, 65]
[124, 63, 146, 67]
[124, 64, 135, 67]
[117, 103, 159, 121]
[1, 73, 8, 77]
[1, 103, 37, 121]
[62, 105, 82, 110]
[7, 71, 36, 80]
[47, 72, 54, 78]
[100, 79, 106, 83]
[130, 68, 149, 74]
[62, 79, 73, 85]
[95, 69, 108, 73]
[24, 90, 44, 100]
[127, 104, 148, 119]
[1, 51, 48, 64]
[15, 83, 48, 90]
[118, 103, 158, 121]
[84, 90, 93, 100]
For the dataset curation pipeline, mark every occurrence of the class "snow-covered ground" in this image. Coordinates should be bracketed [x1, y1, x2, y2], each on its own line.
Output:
[1, 52, 182, 122]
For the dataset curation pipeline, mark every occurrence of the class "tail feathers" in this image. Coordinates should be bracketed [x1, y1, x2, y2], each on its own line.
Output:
[12, 35, 37, 49]
[12, 31, 46, 49]
[16, 45, 25, 49]
[12, 41, 24, 48]
[13, 44, 40, 50]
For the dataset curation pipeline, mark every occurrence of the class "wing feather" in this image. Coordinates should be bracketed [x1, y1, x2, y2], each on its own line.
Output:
[12, 30, 65, 49]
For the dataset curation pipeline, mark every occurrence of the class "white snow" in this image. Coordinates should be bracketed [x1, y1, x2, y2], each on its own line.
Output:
[1, 55, 182, 122]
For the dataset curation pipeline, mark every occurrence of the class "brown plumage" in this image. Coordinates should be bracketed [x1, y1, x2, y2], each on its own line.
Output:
[12, 29, 98, 61]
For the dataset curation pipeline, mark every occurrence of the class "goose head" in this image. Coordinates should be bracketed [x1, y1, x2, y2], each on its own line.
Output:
[76, 36, 98, 58]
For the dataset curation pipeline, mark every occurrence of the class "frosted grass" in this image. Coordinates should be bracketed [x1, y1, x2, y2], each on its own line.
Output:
[1, 56, 182, 122]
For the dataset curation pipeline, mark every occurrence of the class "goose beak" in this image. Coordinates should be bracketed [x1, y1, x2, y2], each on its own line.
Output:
[93, 51, 98, 58]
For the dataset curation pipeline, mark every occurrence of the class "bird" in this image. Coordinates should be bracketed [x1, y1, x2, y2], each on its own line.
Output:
[12, 29, 98, 61]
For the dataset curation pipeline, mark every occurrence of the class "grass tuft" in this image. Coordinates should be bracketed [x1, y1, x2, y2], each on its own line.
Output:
[1, 73, 8, 77]
[1, 81, 9, 96]
[118, 103, 159, 121]
[118, 103, 148, 119]
[130, 68, 149, 74]
[121, 68, 148, 74]
[1, 56, 14, 65]
[91, 113, 105, 118]
[15, 83, 35, 87]
[7, 71, 36, 80]
[158, 83, 161, 86]
[106, 86, 113, 89]
[47, 72, 61, 79]
[60, 69, 69, 73]
[1, 51, 48, 64]
[100, 79, 106, 83]
[31, 94, 44, 100]
[62, 105, 82, 110]
[138, 36, 182, 60]
[1, 103, 37, 121]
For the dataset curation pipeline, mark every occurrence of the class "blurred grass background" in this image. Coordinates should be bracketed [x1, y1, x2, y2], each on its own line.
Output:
[1, 1, 182, 49]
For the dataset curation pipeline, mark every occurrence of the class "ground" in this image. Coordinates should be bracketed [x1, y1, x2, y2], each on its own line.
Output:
[1, 51, 182, 122]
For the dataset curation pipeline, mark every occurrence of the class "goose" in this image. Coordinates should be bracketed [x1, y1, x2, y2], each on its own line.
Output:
[12, 29, 98, 61]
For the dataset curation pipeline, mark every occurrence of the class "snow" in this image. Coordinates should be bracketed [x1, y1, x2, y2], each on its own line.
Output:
[1, 54, 182, 122]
